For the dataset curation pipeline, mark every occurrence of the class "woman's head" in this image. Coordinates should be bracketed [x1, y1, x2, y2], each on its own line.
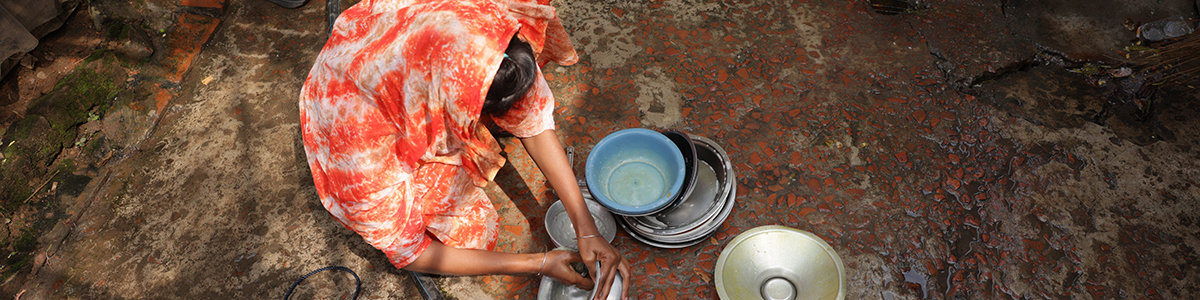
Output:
[483, 35, 537, 116]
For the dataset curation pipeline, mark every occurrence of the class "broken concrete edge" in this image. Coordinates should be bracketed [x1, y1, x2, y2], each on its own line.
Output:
[101, 23, 156, 63]
[160, 12, 221, 83]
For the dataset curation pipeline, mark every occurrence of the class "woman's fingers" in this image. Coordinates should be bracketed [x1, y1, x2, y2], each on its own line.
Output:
[594, 253, 621, 300]
[601, 250, 633, 300]
[562, 250, 584, 264]
[579, 246, 599, 281]
[548, 250, 594, 290]
[617, 257, 632, 300]
[564, 251, 595, 290]
[593, 262, 612, 300]
[574, 236, 631, 300]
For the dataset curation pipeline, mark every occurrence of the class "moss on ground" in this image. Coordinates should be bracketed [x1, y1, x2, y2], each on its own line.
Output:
[1, 229, 40, 277]
[0, 7, 148, 287]
[106, 23, 131, 41]
[1, 52, 123, 213]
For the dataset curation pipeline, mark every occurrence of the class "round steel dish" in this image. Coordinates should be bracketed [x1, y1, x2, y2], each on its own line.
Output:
[618, 217, 710, 249]
[630, 175, 735, 245]
[545, 199, 617, 249]
[626, 159, 724, 237]
[537, 264, 623, 300]
[624, 135, 736, 239]
[714, 226, 846, 300]
[588, 261, 623, 300]
[621, 135, 738, 248]
[537, 277, 589, 300]
[660, 130, 698, 212]
[585, 128, 686, 216]
[623, 176, 735, 245]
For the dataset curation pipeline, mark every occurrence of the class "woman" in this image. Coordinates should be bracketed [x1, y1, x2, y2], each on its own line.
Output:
[298, 0, 631, 299]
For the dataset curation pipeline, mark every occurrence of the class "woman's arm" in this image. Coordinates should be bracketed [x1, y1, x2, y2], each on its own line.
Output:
[520, 129, 631, 300]
[520, 130, 601, 238]
[404, 240, 541, 275]
[405, 240, 593, 288]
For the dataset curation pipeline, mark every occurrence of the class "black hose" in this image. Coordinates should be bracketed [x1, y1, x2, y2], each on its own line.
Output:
[284, 266, 361, 300]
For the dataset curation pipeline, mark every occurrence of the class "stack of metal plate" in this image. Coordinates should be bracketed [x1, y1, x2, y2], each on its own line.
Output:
[584, 134, 736, 249]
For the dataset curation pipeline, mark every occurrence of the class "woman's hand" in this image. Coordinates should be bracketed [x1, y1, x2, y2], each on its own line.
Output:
[541, 250, 594, 290]
[577, 236, 631, 300]
[519, 130, 631, 300]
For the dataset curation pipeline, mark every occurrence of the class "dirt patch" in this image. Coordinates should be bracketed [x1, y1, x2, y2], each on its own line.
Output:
[1003, 0, 1198, 62]
[971, 64, 1193, 146]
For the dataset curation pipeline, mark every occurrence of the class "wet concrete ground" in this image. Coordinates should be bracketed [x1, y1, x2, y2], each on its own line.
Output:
[0, 0, 1198, 299]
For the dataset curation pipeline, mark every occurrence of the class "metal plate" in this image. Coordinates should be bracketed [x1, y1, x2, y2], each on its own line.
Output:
[619, 216, 711, 249]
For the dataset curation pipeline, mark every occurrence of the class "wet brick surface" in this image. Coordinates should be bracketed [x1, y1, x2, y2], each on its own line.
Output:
[476, 0, 1200, 299]
[6, 0, 1197, 298]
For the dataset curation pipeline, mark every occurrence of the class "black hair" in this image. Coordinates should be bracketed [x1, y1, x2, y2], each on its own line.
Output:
[483, 35, 537, 116]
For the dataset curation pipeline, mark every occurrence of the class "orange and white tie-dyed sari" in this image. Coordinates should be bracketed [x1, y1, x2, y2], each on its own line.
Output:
[298, 0, 576, 269]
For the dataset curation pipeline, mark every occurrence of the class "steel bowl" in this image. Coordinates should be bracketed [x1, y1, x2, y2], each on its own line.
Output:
[588, 261, 623, 300]
[660, 130, 699, 211]
[537, 276, 589, 300]
[585, 128, 686, 216]
[619, 217, 710, 249]
[623, 135, 737, 246]
[715, 226, 846, 300]
[545, 199, 617, 250]
[626, 172, 735, 246]
[537, 262, 623, 300]
[628, 159, 721, 234]
[622, 178, 735, 246]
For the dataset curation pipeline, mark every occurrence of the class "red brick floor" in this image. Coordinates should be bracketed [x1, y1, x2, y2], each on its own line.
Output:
[472, 0, 1199, 299]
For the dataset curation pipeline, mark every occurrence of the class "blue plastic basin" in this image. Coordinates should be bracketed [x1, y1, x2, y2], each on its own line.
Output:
[585, 128, 685, 216]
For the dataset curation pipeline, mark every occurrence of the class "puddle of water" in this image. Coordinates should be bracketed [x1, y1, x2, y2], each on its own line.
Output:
[903, 268, 927, 298]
